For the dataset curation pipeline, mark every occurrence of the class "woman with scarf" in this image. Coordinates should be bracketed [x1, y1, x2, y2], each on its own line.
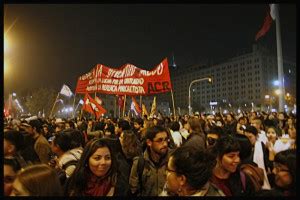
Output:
[65, 138, 127, 196]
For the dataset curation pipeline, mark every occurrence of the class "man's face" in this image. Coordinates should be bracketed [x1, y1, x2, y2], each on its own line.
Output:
[134, 122, 141, 130]
[148, 131, 169, 157]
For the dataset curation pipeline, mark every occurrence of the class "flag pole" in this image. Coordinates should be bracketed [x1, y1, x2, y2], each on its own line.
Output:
[114, 95, 117, 118]
[170, 89, 176, 117]
[274, 4, 285, 112]
[72, 93, 77, 118]
[123, 95, 127, 118]
[50, 92, 60, 118]
[139, 95, 142, 108]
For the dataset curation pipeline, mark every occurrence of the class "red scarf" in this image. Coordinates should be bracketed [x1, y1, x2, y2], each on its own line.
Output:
[84, 174, 112, 196]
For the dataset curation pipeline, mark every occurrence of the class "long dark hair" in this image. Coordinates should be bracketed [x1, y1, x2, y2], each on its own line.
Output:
[65, 138, 117, 196]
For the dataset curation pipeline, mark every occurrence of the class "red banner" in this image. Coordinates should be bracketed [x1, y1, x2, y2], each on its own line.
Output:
[75, 58, 172, 96]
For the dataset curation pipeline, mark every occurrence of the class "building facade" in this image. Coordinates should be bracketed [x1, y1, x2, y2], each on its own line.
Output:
[169, 44, 296, 114]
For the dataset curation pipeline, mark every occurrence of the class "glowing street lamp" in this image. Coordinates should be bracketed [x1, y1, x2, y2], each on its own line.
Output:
[275, 89, 281, 95]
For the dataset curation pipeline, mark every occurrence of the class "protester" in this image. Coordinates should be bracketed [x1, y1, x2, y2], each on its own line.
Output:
[169, 121, 183, 148]
[10, 164, 63, 196]
[244, 125, 271, 190]
[65, 138, 127, 196]
[210, 135, 255, 196]
[129, 126, 172, 196]
[162, 145, 224, 196]
[4, 158, 21, 196]
[272, 149, 296, 196]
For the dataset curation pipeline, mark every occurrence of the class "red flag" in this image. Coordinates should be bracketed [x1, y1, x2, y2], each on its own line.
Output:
[83, 93, 106, 119]
[255, 7, 274, 41]
[95, 96, 103, 105]
[130, 97, 142, 116]
[117, 95, 124, 108]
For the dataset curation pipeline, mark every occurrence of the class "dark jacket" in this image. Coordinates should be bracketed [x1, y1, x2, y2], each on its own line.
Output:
[211, 169, 256, 196]
[183, 132, 206, 150]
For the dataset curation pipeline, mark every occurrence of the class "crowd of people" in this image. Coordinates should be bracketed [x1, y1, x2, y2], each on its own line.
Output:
[3, 110, 297, 196]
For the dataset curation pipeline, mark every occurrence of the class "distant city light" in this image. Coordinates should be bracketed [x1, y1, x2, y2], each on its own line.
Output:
[265, 95, 270, 99]
[273, 80, 280, 86]
[289, 69, 291, 74]
[79, 99, 84, 105]
[12, 92, 16, 97]
[275, 89, 281, 95]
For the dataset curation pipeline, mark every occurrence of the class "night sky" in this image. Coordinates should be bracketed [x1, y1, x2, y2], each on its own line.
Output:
[4, 4, 296, 97]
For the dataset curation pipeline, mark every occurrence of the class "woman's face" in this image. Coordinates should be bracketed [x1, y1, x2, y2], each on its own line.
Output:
[166, 156, 181, 195]
[219, 151, 240, 173]
[272, 162, 292, 189]
[267, 127, 277, 143]
[245, 132, 257, 146]
[10, 178, 30, 196]
[89, 147, 112, 177]
[4, 164, 17, 196]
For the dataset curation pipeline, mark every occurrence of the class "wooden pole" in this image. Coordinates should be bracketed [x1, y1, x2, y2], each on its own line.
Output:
[123, 95, 127, 118]
[50, 92, 60, 118]
[139, 95, 142, 108]
[170, 89, 176, 117]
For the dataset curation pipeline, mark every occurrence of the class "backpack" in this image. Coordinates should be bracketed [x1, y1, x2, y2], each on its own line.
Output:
[240, 164, 264, 192]
[131, 156, 148, 196]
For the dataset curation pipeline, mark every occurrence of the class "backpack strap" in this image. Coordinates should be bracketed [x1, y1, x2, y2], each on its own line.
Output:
[137, 156, 145, 193]
[240, 170, 246, 192]
[62, 160, 78, 170]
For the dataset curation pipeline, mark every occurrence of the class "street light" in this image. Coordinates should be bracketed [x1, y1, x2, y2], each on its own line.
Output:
[188, 77, 212, 115]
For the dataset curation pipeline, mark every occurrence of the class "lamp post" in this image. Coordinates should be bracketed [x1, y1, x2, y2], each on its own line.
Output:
[188, 77, 212, 115]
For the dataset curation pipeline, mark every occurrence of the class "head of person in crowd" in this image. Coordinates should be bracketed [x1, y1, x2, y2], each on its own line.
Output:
[87, 120, 94, 130]
[66, 138, 117, 196]
[287, 127, 296, 141]
[234, 134, 252, 162]
[4, 157, 21, 196]
[187, 117, 204, 135]
[170, 121, 180, 132]
[42, 124, 50, 135]
[272, 149, 296, 195]
[115, 120, 131, 137]
[133, 118, 144, 132]
[206, 126, 223, 149]
[244, 125, 258, 146]
[153, 117, 159, 126]
[250, 117, 264, 132]
[215, 117, 225, 128]
[104, 122, 116, 138]
[266, 126, 280, 144]
[65, 120, 76, 130]
[225, 113, 235, 125]
[55, 118, 66, 133]
[166, 145, 217, 196]
[10, 164, 63, 196]
[51, 131, 74, 157]
[143, 119, 155, 129]
[119, 130, 142, 159]
[238, 116, 248, 126]
[145, 126, 169, 159]
[277, 112, 287, 121]
[4, 130, 25, 157]
[212, 135, 241, 174]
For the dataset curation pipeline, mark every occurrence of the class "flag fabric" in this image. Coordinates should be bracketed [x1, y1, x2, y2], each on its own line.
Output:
[95, 96, 103, 105]
[150, 96, 157, 118]
[255, 5, 275, 41]
[83, 93, 106, 119]
[142, 103, 149, 117]
[60, 84, 73, 97]
[117, 95, 125, 108]
[130, 97, 142, 116]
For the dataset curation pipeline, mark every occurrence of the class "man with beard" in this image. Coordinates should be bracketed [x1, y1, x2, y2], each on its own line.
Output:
[129, 126, 172, 196]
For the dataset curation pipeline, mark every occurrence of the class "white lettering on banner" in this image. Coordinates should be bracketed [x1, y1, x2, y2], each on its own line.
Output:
[86, 85, 97, 91]
[80, 72, 92, 80]
[124, 78, 144, 85]
[102, 79, 112, 84]
[112, 79, 119, 84]
[102, 84, 118, 92]
[118, 85, 145, 94]
[139, 64, 164, 76]
[106, 65, 136, 78]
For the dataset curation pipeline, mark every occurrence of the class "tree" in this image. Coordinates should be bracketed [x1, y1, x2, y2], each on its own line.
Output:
[25, 88, 57, 117]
